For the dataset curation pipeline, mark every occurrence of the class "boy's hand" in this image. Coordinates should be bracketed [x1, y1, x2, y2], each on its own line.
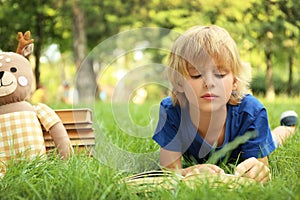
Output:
[234, 157, 270, 183]
[184, 164, 225, 177]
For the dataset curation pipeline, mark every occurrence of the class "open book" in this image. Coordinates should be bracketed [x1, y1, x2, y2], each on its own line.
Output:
[122, 170, 257, 192]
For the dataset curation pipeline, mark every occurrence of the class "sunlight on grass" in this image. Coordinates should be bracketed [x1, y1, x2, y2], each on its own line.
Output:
[0, 96, 299, 199]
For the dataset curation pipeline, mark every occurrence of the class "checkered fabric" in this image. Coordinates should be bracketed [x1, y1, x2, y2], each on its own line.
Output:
[0, 103, 61, 172]
[35, 103, 61, 131]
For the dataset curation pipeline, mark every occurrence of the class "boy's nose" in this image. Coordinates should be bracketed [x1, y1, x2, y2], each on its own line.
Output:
[203, 75, 215, 88]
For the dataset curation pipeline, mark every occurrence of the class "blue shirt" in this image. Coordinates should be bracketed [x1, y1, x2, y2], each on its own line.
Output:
[152, 94, 276, 164]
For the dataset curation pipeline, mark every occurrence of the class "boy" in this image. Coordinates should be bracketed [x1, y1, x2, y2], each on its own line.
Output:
[153, 25, 298, 183]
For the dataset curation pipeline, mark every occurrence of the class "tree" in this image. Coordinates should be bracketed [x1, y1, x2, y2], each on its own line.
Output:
[0, 0, 73, 90]
[68, 0, 99, 103]
[276, 0, 300, 95]
[244, 0, 285, 99]
[2, 0, 298, 101]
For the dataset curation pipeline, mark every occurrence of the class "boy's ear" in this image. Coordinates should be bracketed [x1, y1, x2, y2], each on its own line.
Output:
[174, 80, 184, 93]
[232, 78, 238, 90]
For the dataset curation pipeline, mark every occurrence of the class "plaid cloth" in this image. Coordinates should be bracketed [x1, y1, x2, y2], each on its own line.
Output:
[35, 103, 61, 131]
[0, 103, 61, 172]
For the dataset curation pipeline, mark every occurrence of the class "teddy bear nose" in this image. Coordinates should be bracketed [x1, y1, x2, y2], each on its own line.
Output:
[0, 71, 4, 79]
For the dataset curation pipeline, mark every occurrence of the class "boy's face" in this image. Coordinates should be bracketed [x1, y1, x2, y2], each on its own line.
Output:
[182, 59, 236, 113]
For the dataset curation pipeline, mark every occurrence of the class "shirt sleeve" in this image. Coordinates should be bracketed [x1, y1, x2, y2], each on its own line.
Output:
[241, 108, 276, 159]
[152, 99, 183, 152]
[35, 103, 62, 131]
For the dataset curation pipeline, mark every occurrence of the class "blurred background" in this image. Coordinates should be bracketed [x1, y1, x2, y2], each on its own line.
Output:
[0, 0, 299, 105]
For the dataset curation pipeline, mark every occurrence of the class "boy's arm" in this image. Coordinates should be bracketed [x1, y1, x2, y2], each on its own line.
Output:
[160, 148, 182, 172]
[160, 148, 225, 176]
[234, 157, 271, 183]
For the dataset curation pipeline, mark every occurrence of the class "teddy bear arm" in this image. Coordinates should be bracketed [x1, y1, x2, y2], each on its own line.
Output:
[49, 122, 74, 159]
[34, 103, 73, 159]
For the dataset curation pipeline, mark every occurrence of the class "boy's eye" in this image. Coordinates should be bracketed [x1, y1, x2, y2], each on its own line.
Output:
[215, 73, 227, 78]
[190, 74, 202, 79]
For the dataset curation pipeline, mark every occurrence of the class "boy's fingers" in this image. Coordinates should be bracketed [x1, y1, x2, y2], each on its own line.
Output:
[253, 164, 270, 183]
[234, 157, 257, 176]
[208, 164, 225, 174]
[235, 158, 271, 183]
[186, 164, 225, 176]
[260, 172, 271, 183]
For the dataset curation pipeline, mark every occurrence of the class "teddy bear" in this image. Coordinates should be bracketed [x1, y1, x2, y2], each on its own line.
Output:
[0, 31, 73, 174]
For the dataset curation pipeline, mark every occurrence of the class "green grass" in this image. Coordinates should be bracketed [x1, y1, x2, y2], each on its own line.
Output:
[0, 96, 299, 199]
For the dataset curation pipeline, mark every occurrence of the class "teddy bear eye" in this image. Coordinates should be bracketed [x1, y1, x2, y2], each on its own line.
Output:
[10, 67, 17, 73]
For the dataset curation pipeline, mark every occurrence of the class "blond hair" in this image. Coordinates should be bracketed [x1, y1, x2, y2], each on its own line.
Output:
[168, 25, 251, 106]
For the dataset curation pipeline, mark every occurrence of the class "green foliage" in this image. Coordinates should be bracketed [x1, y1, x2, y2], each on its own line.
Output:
[1, 0, 300, 100]
[0, 0, 70, 51]
[252, 73, 300, 96]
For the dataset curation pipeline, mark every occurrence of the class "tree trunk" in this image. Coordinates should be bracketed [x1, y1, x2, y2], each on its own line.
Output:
[264, 1, 275, 100]
[34, 7, 44, 90]
[265, 49, 275, 100]
[76, 57, 98, 103]
[287, 54, 293, 96]
[71, 0, 87, 70]
[71, 0, 97, 103]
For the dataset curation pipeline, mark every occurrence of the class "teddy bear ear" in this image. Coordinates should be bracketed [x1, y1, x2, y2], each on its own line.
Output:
[22, 43, 34, 58]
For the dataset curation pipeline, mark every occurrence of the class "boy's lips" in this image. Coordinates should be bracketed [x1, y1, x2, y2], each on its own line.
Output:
[201, 93, 218, 100]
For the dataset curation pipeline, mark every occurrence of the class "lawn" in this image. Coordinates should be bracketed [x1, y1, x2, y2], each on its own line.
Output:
[0, 96, 299, 200]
